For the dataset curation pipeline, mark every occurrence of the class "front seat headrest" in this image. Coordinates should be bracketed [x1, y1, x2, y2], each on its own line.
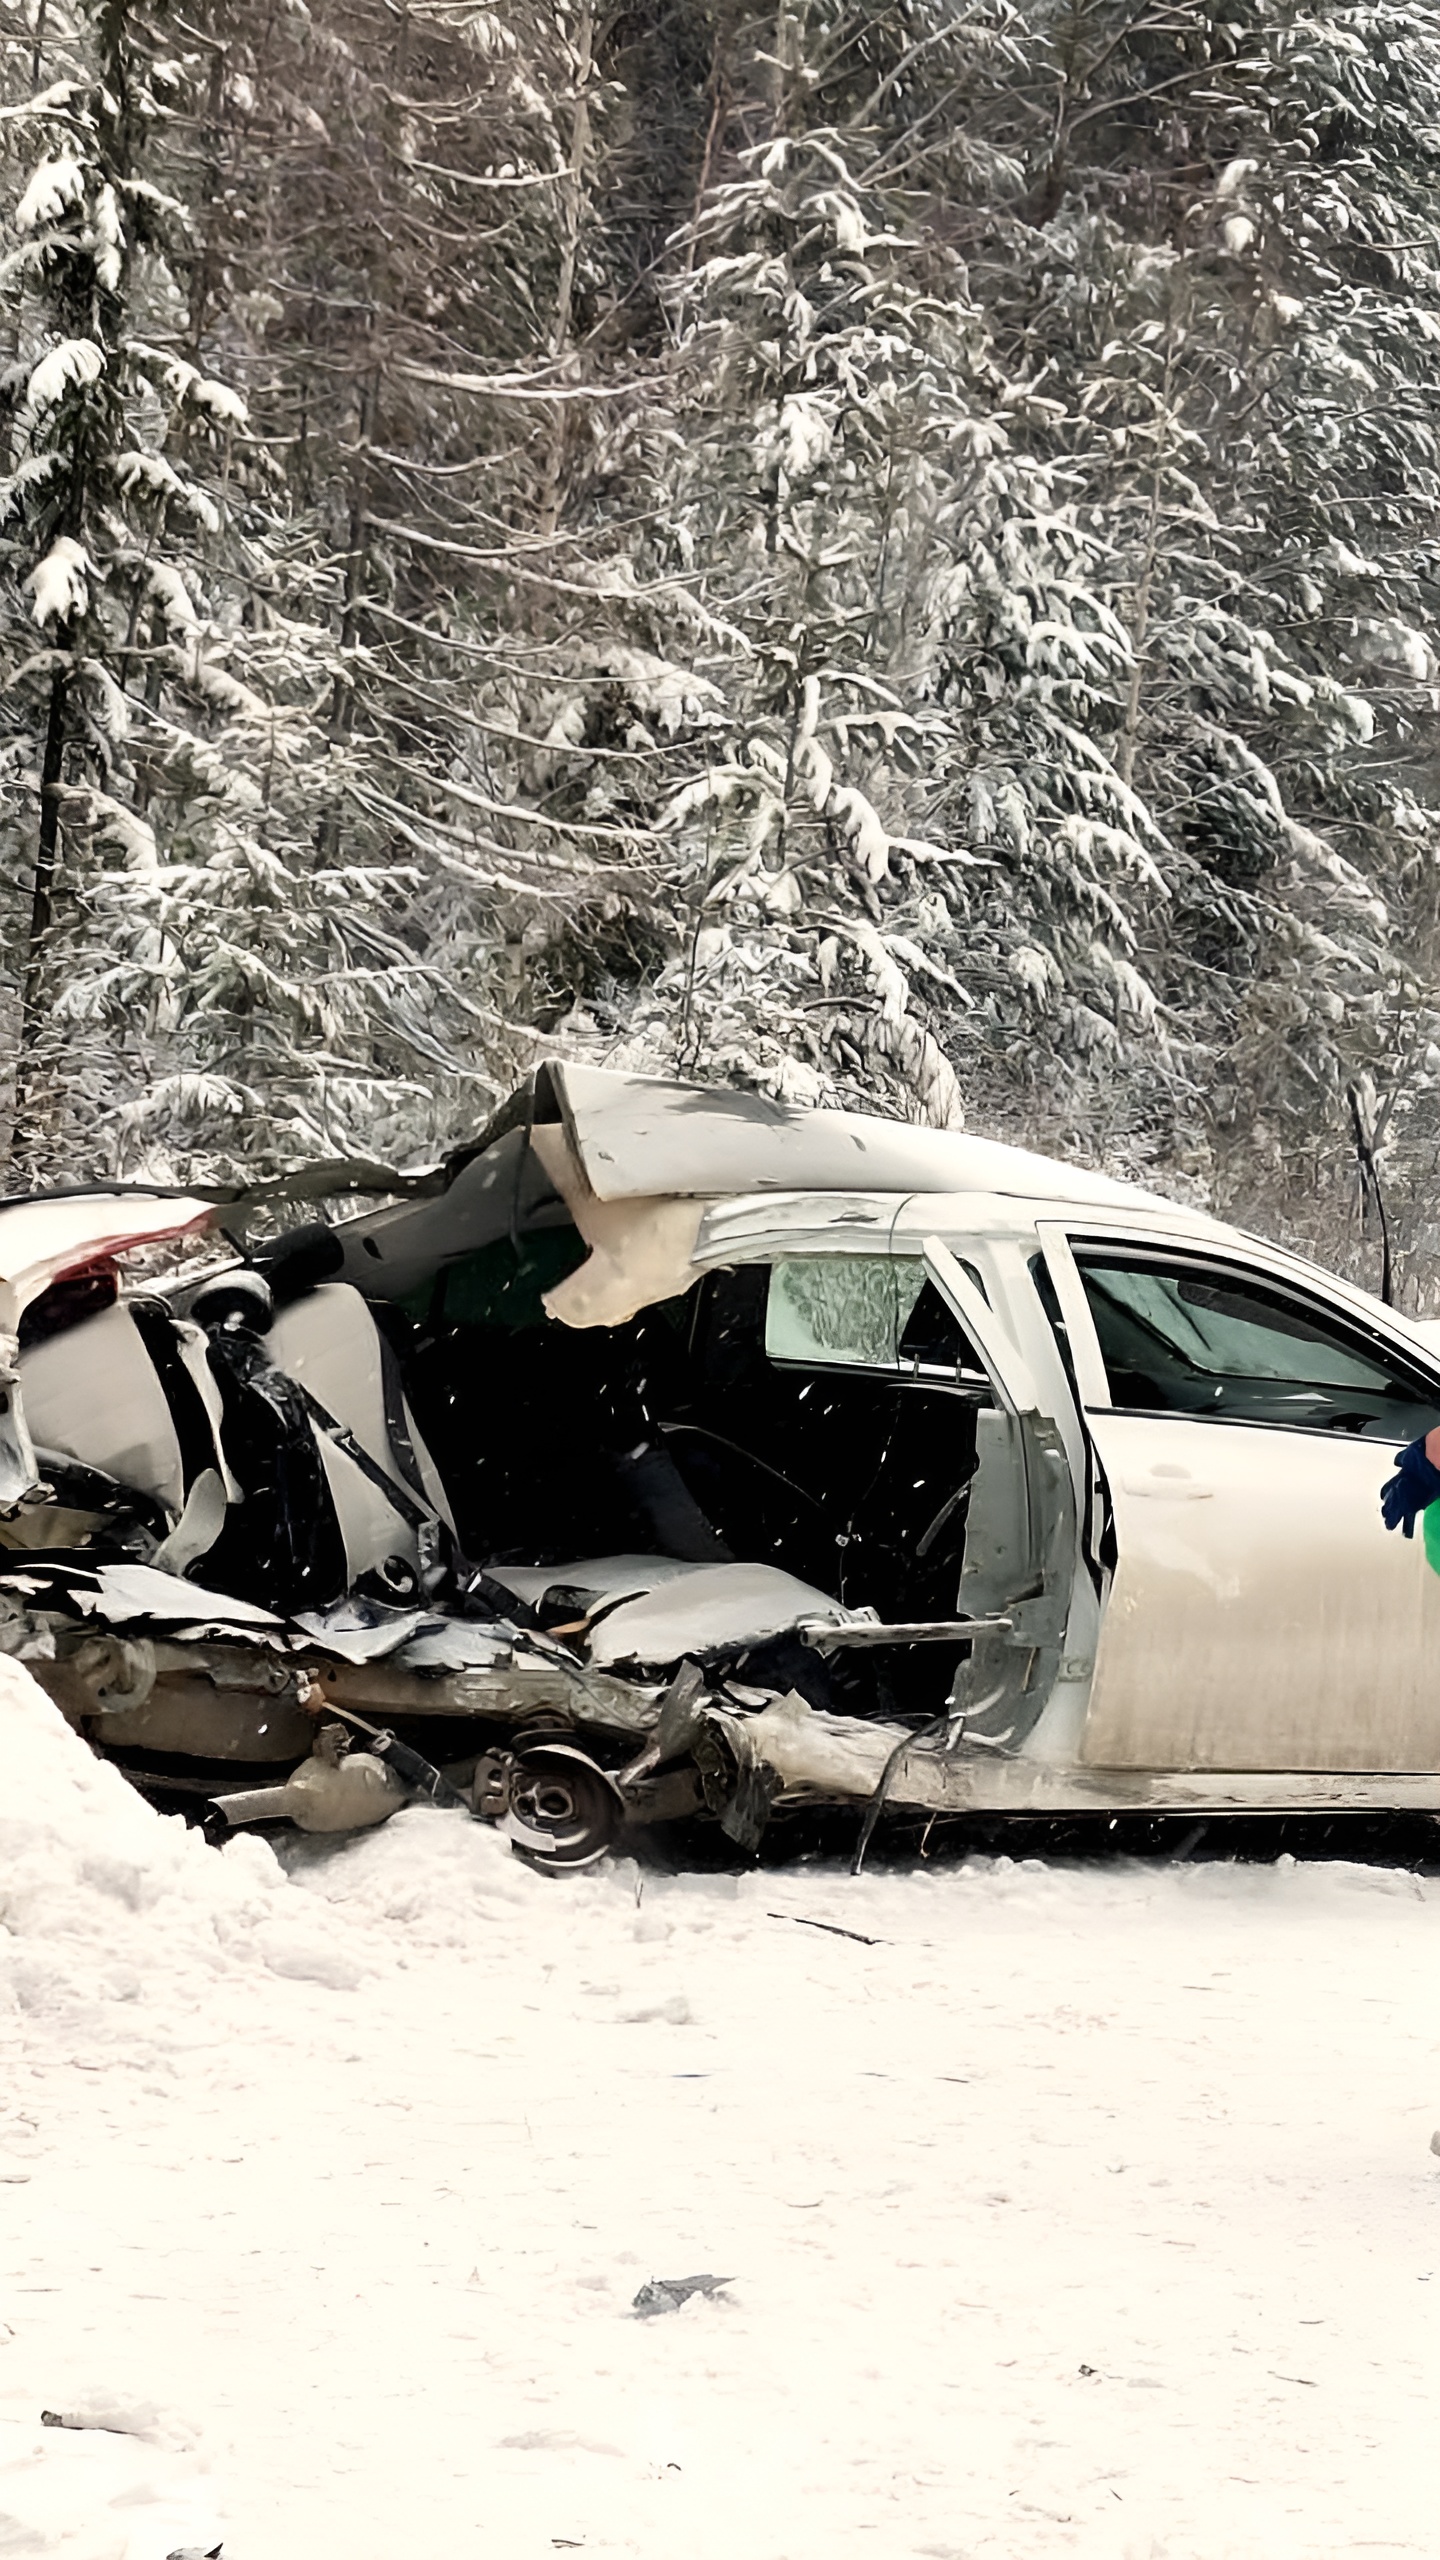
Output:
[191, 1270, 276, 1336]
[252, 1222, 346, 1309]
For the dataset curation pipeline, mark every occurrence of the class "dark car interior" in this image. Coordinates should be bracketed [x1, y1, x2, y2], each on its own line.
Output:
[11, 1172, 997, 1720]
[402, 1237, 992, 1714]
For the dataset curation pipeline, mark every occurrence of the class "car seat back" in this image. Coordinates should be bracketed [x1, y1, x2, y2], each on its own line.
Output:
[19, 1298, 227, 1524]
[266, 1282, 455, 1589]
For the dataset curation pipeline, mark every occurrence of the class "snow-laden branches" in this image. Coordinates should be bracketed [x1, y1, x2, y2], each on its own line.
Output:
[5, 0, 1440, 1270]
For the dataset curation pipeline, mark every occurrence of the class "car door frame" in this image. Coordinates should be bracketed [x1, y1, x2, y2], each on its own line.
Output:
[688, 1196, 1082, 1742]
[915, 1235, 1079, 1748]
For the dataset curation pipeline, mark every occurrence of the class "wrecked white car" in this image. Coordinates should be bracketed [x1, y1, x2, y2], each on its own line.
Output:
[3, 1061, 1440, 1870]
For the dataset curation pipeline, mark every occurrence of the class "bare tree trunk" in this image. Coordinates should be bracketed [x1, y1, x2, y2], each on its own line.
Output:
[316, 360, 378, 857]
[536, 0, 594, 540]
[187, 37, 228, 362]
[12, 663, 71, 1168]
[1116, 471, 1159, 790]
[1117, 336, 1175, 789]
[685, 50, 730, 268]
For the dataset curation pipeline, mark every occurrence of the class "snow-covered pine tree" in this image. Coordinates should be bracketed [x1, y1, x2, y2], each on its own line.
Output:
[513, 0, 1440, 1282]
[464, 0, 1167, 1135]
[154, 0, 617, 1130]
[907, 0, 1440, 1268]
[0, 0, 477, 1184]
[8, 0, 1440, 1297]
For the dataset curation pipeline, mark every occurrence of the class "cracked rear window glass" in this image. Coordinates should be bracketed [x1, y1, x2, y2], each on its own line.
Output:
[764, 1256, 986, 1379]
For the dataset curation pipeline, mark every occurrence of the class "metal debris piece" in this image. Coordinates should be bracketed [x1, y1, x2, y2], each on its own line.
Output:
[632, 2273, 732, 2318]
[41, 2409, 132, 2434]
[766, 1911, 884, 1947]
[618, 1658, 706, 1791]
[691, 1710, 781, 1854]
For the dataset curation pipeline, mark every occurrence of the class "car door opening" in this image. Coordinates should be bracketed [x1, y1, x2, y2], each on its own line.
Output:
[397, 1238, 995, 1720]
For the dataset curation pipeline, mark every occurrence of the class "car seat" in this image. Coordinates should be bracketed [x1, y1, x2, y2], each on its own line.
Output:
[20, 1296, 232, 1534]
[266, 1280, 456, 1594]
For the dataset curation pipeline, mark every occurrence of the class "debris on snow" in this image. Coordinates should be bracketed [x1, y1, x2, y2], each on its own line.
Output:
[40, 2390, 176, 2440]
[632, 2275, 733, 2317]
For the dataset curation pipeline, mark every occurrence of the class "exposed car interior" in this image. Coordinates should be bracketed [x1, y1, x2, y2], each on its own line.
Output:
[8, 1163, 996, 1723]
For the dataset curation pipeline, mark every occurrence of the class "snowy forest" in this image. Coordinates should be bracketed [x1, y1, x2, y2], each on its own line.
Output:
[4, 0, 1440, 1291]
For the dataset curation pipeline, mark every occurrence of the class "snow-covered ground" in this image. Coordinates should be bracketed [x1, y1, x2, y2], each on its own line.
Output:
[2, 1659, 1438, 2560]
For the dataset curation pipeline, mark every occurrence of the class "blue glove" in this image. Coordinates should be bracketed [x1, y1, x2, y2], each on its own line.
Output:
[1380, 1434, 1440, 1536]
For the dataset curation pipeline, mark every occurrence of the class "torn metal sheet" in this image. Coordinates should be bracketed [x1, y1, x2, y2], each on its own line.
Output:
[289, 1599, 517, 1674]
[0, 1559, 284, 1633]
[291, 1600, 437, 1664]
[389, 1620, 515, 1673]
[544, 1060, 1176, 1211]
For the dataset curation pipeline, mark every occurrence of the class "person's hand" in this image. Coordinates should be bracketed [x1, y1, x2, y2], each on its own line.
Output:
[1380, 1432, 1440, 1536]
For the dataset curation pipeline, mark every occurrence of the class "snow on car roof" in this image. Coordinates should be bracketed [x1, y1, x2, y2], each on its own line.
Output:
[544, 1061, 1181, 1212]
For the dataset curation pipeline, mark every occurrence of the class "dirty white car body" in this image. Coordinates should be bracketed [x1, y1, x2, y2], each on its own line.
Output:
[3, 1061, 1440, 1858]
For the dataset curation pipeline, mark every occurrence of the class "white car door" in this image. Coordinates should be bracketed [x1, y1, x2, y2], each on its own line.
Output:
[1037, 1224, 1440, 1772]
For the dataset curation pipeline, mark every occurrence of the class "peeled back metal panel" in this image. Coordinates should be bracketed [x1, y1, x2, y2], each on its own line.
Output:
[1079, 1409, 1440, 1772]
[549, 1062, 1181, 1211]
[0, 1195, 212, 1330]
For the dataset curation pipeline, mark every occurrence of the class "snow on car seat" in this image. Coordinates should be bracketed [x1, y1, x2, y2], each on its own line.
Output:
[266, 1281, 455, 1588]
[485, 1554, 854, 1666]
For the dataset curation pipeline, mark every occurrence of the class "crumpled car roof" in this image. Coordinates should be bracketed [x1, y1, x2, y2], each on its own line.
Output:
[0, 1061, 1180, 1337]
[533, 1061, 1175, 1209]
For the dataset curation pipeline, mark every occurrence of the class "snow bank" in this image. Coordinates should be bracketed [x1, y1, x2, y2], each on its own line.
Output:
[0, 1660, 373, 2059]
[0, 1664, 393, 2555]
